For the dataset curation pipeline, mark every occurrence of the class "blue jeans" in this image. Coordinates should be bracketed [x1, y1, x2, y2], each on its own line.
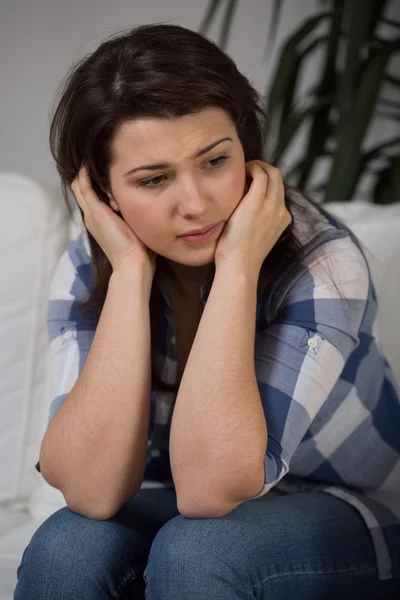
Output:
[14, 488, 399, 599]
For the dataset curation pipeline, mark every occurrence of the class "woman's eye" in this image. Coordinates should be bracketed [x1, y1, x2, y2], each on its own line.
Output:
[206, 155, 228, 168]
[140, 175, 167, 188]
[139, 155, 229, 188]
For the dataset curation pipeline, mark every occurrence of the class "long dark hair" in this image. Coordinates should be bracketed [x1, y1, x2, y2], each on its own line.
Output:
[49, 23, 360, 393]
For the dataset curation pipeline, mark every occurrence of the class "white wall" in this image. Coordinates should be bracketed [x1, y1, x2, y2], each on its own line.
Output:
[1, 0, 398, 200]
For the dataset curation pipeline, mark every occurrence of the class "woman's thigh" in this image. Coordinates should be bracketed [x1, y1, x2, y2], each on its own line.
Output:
[14, 486, 180, 600]
[145, 491, 399, 600]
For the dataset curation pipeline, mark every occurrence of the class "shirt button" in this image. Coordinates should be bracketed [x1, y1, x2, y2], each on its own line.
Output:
[151, 449, 161, 458]
[307, 337, 319, 349]
[170, 336, 176, 344]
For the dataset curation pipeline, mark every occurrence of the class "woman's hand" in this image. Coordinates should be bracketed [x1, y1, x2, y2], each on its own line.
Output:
[71, 166, 157, 278]
[214, 160, 292, 277]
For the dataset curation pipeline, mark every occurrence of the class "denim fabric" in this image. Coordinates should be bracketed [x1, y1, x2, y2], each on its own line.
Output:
[14, 489, 399, 599]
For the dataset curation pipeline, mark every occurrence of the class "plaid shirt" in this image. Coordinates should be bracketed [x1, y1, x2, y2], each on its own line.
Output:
[36, 193, 400, 581]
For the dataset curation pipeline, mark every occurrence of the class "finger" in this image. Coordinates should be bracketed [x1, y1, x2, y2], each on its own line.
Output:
[78, 165, 102, 215]
[250, 162, 283, 207]
[244, 162, 269, 202]
[248, 160, 280, 184]
[78, 165, 95, 196]
[245, 161, 271, 183]
[71, 173, 88, 213]
[78, 165, 109, 213]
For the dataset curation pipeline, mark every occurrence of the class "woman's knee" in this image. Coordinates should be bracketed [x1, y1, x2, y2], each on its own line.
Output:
[145, 513, 246, 578]
[15, 505, 149, 598]
[145, 492, 376, 574]
[17, 507, 114, 580]
[144, 512, 260, 596]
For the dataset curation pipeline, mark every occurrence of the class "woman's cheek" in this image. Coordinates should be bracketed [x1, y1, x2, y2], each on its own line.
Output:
[227, 169, 246, 207]
[229, 161, 246, 192]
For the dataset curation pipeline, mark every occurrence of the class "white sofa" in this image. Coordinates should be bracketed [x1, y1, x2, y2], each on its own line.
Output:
[1, 172, 399, 599]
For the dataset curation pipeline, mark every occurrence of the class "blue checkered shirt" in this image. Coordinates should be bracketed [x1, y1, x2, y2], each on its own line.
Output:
[36, 194, 400, 580]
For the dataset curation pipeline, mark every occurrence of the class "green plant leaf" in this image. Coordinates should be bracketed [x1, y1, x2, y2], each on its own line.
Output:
[353, 136, 400, 186]
[281, 37, 326, 124]
[272, 91, 333, 164]
[384, 74, 400, 87]
[218, 0, 239, 50]
[198, 0, 222, 35]
[378, 96, 400, 111]
[381, 17, 400, 30]
[275, 104, 320, 159]
[295, 2, 344, 189]
[263, 0, 284, 59]
[324, 43, 398, 202]
[266, 12, 330, 116]
[367, 0, 391, 38]
[364, 137, 400, 160]
[265, 13, 330, 158]
[296, 107, 333, 190]
[375, 110, 400, 121]
[335, 0, 389, 115]
[284, 150, 331, 180]
[373, 155, 400, 204]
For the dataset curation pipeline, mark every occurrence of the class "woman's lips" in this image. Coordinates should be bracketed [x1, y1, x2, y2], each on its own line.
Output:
[179, 221, 223, 243]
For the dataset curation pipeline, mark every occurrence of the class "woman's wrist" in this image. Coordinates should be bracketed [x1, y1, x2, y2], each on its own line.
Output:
[111, 262, 154, 298]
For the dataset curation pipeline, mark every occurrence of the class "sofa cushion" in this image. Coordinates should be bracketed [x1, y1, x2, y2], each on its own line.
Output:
[0, 173, 70, 505]
[327, 201, 400, 385]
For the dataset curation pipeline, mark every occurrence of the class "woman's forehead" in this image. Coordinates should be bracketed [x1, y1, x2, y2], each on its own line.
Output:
[111, 108, 235, 163]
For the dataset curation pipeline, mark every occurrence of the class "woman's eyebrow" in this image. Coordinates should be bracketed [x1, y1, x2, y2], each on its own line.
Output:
[123, 137, 233, 177]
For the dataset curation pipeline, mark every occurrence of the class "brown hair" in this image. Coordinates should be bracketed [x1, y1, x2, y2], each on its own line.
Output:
[49, 22, 362, 393]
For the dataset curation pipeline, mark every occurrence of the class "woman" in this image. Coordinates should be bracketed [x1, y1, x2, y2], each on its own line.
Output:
[15, 23, 399, 600]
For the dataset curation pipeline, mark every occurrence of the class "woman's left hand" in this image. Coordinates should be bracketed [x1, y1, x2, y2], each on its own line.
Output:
[214, 160, 292, 277]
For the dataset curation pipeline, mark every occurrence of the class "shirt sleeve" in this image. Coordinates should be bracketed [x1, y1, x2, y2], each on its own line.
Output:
[35, 233, 98, 474]
[249, 234, 370, 498]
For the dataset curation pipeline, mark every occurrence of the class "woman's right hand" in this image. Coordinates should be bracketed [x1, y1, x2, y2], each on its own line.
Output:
[71, 166, 157, 279]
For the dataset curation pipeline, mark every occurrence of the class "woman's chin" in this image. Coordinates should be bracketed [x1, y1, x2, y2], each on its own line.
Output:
[177, 255, 215, 268]
[162, 247, 216, 268]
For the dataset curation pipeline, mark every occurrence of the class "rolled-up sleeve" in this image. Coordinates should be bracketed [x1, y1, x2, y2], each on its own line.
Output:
[250, 235, 370, 498]
[35, 233, 97, 473]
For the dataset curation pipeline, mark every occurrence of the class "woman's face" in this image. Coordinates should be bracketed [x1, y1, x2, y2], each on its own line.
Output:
[107, 106, 247, 267]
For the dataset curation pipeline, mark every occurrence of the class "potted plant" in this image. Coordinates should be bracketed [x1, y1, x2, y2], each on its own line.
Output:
[199, 0, 400, 203]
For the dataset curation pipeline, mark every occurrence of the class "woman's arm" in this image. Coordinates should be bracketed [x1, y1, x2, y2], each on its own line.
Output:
[170, 265, 268, 518]
[171, 232, 370, 519]
[40, 265, 153, 520]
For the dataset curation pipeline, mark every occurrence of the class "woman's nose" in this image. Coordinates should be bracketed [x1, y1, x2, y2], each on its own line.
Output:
[177, 183, 208, 217]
